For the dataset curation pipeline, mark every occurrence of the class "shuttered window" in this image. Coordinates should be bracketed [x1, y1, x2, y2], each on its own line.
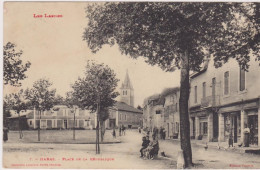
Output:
[240, 67, 245, 91]
[224, 71, 229, 95]
[202, 82, 206, 98]
[194, 86, 197, 103]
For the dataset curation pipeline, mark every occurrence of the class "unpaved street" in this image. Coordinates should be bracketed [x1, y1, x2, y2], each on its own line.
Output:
[3, 130, 260, 169]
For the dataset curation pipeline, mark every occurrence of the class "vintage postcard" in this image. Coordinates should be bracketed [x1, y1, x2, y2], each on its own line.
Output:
[2, 1, 260, 169]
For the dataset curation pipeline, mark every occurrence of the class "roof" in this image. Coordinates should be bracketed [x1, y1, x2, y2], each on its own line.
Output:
[114, 101, 142, 114]
[190, 58, 210, 79]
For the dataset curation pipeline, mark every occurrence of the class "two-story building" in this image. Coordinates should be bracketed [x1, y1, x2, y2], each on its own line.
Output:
[7, 105, 95, 130]
[189, 57, 260, 146]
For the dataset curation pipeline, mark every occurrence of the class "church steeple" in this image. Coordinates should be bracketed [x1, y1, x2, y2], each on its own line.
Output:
[121, 69, 133, 89]
[120, 70, 134, 107]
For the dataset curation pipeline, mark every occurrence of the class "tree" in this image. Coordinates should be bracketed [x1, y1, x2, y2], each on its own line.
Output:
[54, 94, 65, 105]
[3, 103, 11, 128]
[24, 78, 56, 141]
[4, 89, 28, 139]
[83, 2, 259, 167]
[71, 61, 119, 153]
[4, 42, 31, 86]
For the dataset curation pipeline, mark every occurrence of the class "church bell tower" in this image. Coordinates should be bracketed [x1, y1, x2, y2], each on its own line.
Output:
[120, 70, 134, 107]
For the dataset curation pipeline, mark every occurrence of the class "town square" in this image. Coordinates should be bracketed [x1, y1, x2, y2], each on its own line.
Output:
[2, 1, 260, 169]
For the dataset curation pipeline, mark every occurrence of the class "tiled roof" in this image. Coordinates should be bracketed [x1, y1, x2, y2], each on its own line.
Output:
[114, 102, 143, 114]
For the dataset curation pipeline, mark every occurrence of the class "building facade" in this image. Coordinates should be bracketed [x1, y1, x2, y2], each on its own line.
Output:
[143, 87, 180, 139]
[189, 58, 260, 146]
[105, 101, 143, 129]
[8, 105, 96, 130]
[162, 87, 180, 139]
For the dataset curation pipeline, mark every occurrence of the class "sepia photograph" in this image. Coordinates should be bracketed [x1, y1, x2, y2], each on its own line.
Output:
[2, 1, 260, 169]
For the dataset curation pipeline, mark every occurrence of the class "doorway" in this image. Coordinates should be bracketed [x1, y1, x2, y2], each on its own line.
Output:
[109, 119, 116, 128]
[213, 113, 219, 141]
[248, 115, 258, 145]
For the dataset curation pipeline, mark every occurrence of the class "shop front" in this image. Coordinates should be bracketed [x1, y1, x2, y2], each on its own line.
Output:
[223, 112, 241, 144]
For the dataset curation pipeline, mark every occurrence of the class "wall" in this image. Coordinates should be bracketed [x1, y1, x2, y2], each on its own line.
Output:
[190, 58, 260, 108]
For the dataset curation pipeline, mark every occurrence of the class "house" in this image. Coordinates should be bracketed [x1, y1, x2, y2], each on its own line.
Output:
[143, 94, 162, 131]
[189, 57, 260, 147]
[28, 105, 95, 130]
[8, 105, 96, 130]
[105, 101, 143, 129]
[161, 87, 180, 139]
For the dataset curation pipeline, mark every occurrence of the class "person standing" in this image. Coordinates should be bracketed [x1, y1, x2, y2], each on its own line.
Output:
[122, 125, 126, 135]
[162, 128, 166, 140]
[3, 127, 9, 142]
[112, 127, 116, 138]
[119, 126, 122, 136]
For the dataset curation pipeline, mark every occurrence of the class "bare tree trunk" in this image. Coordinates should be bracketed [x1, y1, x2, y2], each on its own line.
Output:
[179, 51, 193, 168]
[38, 110, 41, 141]
[73, 109, 75, 140]
[18, 112, 23, 139]
[96, 100, 100, 154]
[97, 119, 100, 153]
[100, 120, 105, 142]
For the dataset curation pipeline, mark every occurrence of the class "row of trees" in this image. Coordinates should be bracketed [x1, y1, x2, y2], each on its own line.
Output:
[83, 2, 259, 167]
[4, 43, 120, 152]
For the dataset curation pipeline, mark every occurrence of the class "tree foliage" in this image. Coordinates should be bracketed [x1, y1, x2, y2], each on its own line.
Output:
[4, 89, 28, 113]
[71, 61, 119, 112]
[84, 2, 259, 71]
[24, 78, 56, 111]
[4, 42, 31, 86]
[4, 89, 28, 138]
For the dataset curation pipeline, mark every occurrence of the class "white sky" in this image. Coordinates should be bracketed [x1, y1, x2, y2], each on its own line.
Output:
[3, 2, 180, 107]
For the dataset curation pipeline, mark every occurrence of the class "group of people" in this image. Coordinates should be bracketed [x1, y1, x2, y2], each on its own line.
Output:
[152, 127, 166, 140]
[112, 125, 126, 138]
[140, 135, 159, 159]
[119, 125, 126, 136]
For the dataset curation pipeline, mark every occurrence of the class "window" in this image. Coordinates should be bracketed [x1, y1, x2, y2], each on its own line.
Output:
[239, 67, 246, 91]
[29, 120, 32, 125]
[175, 103, 178, 112]
[156, 110, 161, 114]
[224, 71, 229, 95]
[194, 86, 197, 103]
[202, 82, 206, 98]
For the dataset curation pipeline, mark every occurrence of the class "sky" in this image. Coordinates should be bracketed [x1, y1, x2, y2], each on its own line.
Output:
[3, 2, 180, 107]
